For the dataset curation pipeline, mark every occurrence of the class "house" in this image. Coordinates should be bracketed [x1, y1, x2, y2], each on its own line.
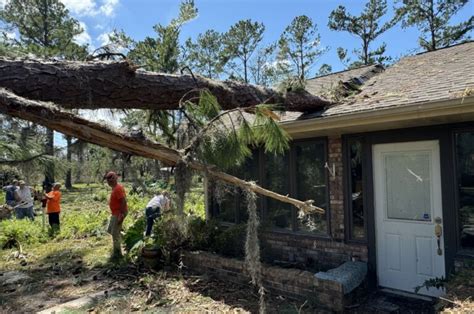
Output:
[209, 41, 474, 297]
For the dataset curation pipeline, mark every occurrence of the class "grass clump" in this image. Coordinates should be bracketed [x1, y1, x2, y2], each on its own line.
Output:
[0, 219, 47, 248]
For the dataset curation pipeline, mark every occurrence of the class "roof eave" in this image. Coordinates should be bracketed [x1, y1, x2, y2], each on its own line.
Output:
[281, 96, 474, 137]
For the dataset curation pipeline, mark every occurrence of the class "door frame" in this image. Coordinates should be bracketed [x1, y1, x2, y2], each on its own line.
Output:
[346, 124, 458, 290]
[373, 140, 445, 294]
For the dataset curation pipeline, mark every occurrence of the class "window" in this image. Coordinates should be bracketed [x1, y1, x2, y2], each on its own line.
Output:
[211, 139, 330, 236]
[238, 151, 260, 222]
[264, 152, 291, 230]
[346, 138, 366, 241]
[211, 151, 259, 224]
[455, 131, 474, 250]
[212, 181, 238, 223]
[294, 141, 328, 234]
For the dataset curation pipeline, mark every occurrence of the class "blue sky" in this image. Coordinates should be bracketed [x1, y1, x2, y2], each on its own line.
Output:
[61, 0, 473, 76]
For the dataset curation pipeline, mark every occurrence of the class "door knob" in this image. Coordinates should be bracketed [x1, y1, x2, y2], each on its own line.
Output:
[434, 216, 443, 255]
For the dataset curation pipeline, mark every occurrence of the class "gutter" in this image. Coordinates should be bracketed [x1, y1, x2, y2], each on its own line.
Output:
[281, 96, 474, 136]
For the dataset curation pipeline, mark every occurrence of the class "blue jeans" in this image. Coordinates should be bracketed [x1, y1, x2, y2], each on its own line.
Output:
[15, 206, 34, 220]
[145, 207, 160, 236]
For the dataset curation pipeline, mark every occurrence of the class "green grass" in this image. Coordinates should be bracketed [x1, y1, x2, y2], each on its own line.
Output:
[1, 181, 205, 253]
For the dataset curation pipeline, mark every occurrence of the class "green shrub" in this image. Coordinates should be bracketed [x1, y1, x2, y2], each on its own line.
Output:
[92, 190, 108, 202]
[184, 190, 205, 219]
[187, 218, 221, 250]
[0, 219, 47, 248]
[153, 214, 191, 264]
[123, 216, 146, 251]
[211, 223, 247, 258]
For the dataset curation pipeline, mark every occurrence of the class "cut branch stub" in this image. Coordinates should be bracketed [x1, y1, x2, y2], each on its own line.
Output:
[0, 88, 324, 215]
[0, 58, 332, 111]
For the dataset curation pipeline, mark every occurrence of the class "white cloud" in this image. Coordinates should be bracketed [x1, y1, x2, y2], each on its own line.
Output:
[97, 32, 112, 47]
[99, 0, 119, 17]
[4, 31, 16, 40]
[0, 0, 9, 9]
[60, 0, 119, 17]
[61, 0, 97, 16]
[74, 22, 92, 47]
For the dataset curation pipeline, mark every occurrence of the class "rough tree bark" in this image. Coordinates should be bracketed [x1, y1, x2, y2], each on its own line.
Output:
[0, 88, 324, 215]
[44, 128, 55, 192]
[0, 58, 332, 112]
[65, 135, 72, 189]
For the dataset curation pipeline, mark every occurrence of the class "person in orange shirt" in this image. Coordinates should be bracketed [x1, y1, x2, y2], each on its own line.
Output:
[104, 171, 128, 259]
[44, 183, 62, 234]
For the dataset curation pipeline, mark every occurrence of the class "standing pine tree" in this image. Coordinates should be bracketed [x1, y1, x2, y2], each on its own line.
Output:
[328, 0, 397, 68]
[279, 15, 327, 81]
[126, 0, 198, 73]
[223, 19, 265, 83]
[395, 0, 473, 51]
[0, 0, 88, 189]
[185, 29, 224, 79]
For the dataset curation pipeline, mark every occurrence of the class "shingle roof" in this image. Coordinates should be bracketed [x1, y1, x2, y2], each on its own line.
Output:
[305, 64, 384, 96]
[284, 42, 474, 122]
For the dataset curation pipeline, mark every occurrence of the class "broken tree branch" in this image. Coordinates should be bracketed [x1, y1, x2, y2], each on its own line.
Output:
[0, 152, 48, 165]
[0, 58, 332, 112]
[0, 88, 324, 215]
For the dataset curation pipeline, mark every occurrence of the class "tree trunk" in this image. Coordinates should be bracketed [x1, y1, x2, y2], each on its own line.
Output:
[76, 141, 85, 182]
[0, 58, 331, 112]
[0, 88, 324, 215]
[65, 135, 72, 189]
[44, 128, 54, 192]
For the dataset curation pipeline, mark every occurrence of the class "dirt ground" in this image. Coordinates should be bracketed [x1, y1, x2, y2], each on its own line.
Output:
[1, 237, 472, 313]
[0, 238, 315, 313]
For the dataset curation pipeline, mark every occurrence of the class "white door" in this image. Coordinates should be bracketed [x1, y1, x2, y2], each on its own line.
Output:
[373, 140, 445, 297]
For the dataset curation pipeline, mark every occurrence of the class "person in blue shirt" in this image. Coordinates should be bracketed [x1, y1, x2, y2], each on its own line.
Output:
[3, 179, 19, 207]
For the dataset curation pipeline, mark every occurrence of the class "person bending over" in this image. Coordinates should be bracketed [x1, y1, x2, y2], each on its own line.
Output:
[144, 190, 170, 236]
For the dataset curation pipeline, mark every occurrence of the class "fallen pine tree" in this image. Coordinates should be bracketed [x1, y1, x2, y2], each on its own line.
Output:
[0, 58, 332, 112]
[0, 87, 324, 215]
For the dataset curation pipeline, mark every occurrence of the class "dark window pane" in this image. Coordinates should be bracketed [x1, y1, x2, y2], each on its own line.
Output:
[350, 140, 365, 239]
[456, 132, 474, 250]
[238, 150, 260, 222]
[212, 184, 238, 223]
[294, 141, 328, 234]
[264, 152, 291, 230]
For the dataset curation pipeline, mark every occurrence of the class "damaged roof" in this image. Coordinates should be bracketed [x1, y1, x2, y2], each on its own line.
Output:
[283, 41, 474, 122]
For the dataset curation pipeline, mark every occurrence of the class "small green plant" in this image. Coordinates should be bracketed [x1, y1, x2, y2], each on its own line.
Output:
[211, 223, 247, 258]
[184, 189, 205, 218]
[187, 218, 221, 250]
[0, 219, 47, 249]
[92, 190, 108, 202]
[414, 276, 448, 293]
[123, 216, 146, 252]
[58, 209, 109, 239]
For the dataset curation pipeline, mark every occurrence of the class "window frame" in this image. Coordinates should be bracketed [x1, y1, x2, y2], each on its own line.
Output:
[343, 135, 368, 244]
[452, 127, 474, 255]
[288, 137, 331, 236]
[210, 137, 331, 238]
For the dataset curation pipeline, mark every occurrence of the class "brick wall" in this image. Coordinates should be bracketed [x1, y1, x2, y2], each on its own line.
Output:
[454, 256, 474, 271]
[258, 135, 368, 269]
[260, 232, 367, 269]
[328, 136, 345, 240]
[183, 251, 347, 312]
